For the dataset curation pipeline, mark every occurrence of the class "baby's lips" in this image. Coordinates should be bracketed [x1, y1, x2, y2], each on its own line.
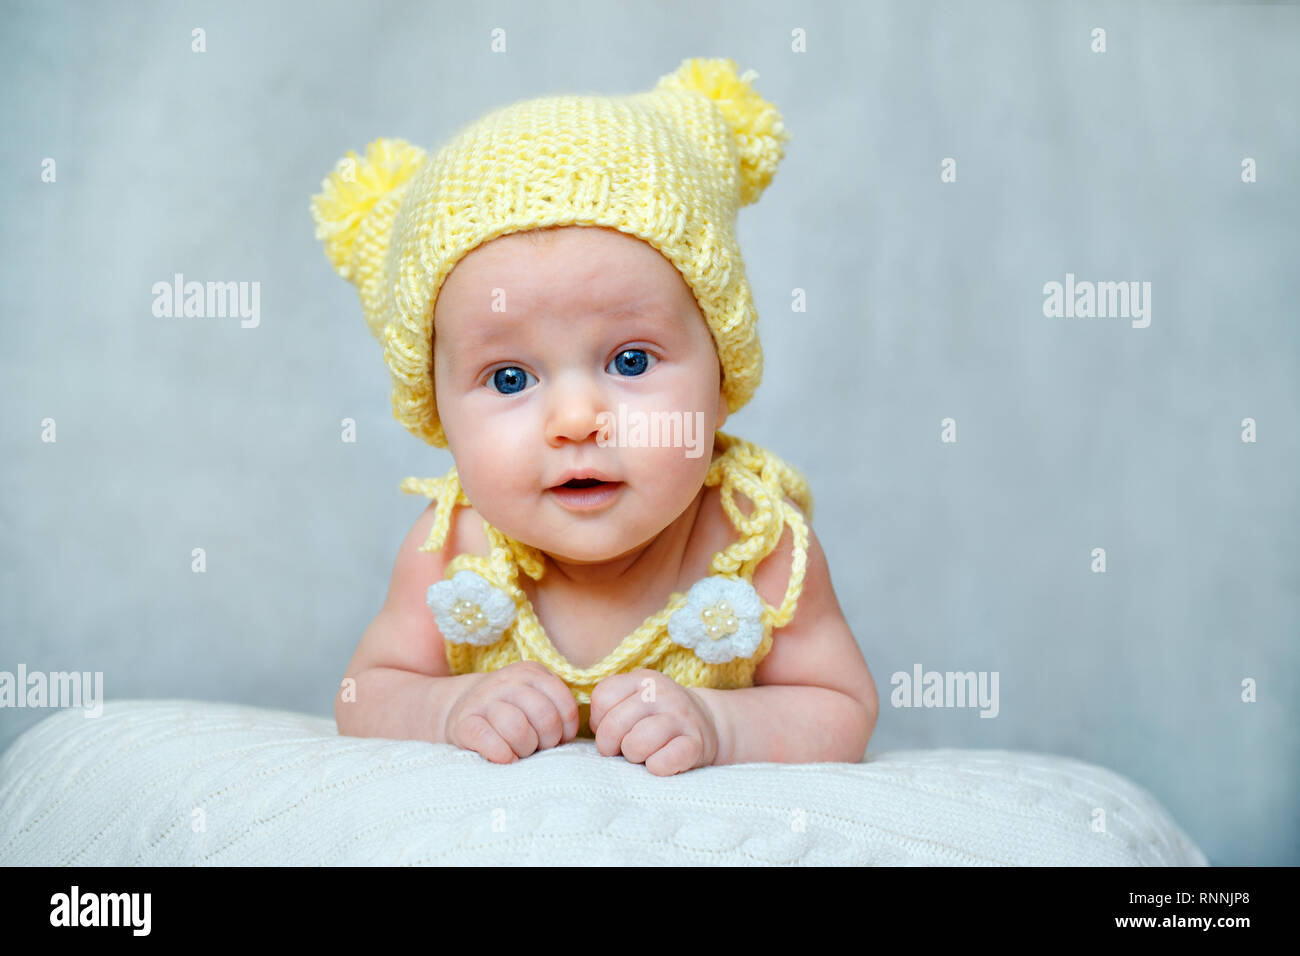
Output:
[548, 467, 620, 487]
[548, 475, 623, 490]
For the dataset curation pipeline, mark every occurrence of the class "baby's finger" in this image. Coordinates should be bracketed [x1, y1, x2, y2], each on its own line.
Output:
[616, 713, 679, 766]
[593, 694, 651, 757]
[644, 734, 702, 777]
[514, 668, 581, 742]
[587, 672, 644, 731]
[500, 684, 569, 751]
[457, 713, 518, 764]
[484, 700, 540, 759]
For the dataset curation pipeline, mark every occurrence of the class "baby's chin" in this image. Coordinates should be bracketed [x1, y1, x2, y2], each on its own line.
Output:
[483, 482, 706, 565]
[537, 538, 653, 565]
[515, 515, 673, 567]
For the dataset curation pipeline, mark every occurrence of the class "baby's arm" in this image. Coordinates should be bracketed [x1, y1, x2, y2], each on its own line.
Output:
[691, 499, 878, 765]
[334, 502, 484, 742]
[336, 503, 580, 760]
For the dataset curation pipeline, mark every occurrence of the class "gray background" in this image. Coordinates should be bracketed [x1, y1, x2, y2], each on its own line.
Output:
[1, 0, 1296, 866]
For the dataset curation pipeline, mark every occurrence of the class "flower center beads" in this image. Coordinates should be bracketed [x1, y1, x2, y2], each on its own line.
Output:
[451, 599, 489, 634]
[700, 600, 739, 640]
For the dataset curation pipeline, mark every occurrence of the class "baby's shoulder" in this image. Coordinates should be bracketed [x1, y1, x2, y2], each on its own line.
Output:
[690, 482, 807, 613]
[405, 493, 492, 567]
[448, 500, 492, 559]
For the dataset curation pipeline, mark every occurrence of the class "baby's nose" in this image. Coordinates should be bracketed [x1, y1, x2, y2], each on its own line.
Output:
[544, 371, 609, 445]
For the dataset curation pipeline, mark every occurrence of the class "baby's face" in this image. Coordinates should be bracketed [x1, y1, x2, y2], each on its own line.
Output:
[433, 225, 727, 564]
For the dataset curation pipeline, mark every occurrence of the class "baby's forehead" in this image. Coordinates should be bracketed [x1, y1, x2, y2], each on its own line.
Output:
[436, 289, 690, 350]
[436, 228, 696, 333]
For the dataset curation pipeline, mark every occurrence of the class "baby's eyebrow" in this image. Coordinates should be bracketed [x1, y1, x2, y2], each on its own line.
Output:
[446, 298, 680, 363]
[601, 298, 663, 318]
[600, 299, 683, 330]
[451, 318, 516, 356]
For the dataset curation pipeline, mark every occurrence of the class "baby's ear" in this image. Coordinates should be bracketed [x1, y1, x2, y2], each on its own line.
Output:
[714, 386, 728, 430]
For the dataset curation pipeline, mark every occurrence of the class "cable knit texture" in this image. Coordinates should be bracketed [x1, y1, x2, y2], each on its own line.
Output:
[309, 57, 791, 448]
[0, 701, 1210, 865]
[401, 431, 811, 737]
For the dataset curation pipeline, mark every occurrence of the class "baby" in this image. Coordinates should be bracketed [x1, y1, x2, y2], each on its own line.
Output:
[313, 58, 878, 776]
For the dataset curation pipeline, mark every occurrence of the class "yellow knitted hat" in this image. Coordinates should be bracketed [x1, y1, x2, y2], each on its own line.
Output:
[310, 57, 791, 448]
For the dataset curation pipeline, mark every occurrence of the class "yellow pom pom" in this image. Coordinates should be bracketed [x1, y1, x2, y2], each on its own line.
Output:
[310, 137, 427, 282]
[656, 57, 792, 206]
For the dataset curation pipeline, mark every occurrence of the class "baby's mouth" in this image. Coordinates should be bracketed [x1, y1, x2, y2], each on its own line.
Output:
[547, 477, 625, 509]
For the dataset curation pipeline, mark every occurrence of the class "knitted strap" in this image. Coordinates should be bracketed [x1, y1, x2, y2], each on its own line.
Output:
[399, 471, 464, 554]
[484, 523, 546, 583]
[399, 470, 544, 583]
[509, 600, 682, 694]
[765, 500, 809, 628]
[704, 437, 811, 630]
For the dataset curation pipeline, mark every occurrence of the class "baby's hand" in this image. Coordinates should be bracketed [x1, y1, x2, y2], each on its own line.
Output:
[588, 668, 720, 776]
[443, 661, 580, 763]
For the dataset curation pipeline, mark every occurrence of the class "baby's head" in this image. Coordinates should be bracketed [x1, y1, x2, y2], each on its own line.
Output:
[430, 223, 726, 562]
[311, 57, 791, 560]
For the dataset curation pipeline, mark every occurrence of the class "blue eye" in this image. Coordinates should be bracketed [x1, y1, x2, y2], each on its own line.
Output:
[607, 349, 656, 376]
[490, 366, 535, 394]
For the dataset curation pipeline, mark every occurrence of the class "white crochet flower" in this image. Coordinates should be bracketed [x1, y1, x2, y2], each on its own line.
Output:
[667, 575, 764, 665]
[426, 570, 516, 646]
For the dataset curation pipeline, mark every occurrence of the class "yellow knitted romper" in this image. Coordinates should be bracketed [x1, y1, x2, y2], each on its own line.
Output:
[399, 430, 813, 738]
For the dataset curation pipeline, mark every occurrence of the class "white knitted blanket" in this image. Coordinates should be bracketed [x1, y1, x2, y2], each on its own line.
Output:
[0, 700, 1207, 865]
